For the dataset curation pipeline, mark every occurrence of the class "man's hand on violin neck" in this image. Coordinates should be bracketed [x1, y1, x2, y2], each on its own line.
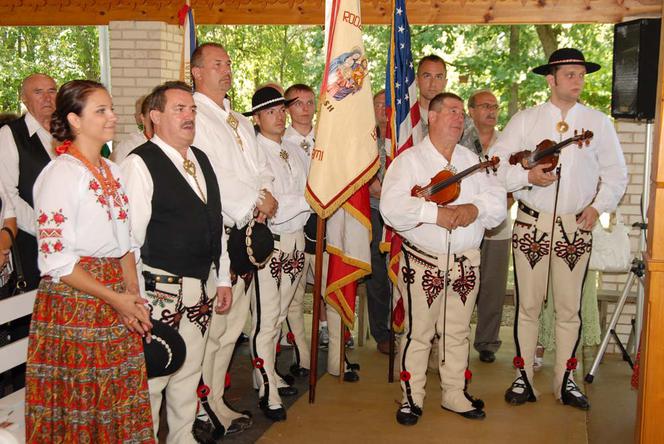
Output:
[436, 204, 478, 230]
[528, 163, 557, 187]
[576, 206, 599, 231]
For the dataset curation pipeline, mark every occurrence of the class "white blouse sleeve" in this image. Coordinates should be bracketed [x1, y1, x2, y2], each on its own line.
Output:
[33, 161, 82, 281]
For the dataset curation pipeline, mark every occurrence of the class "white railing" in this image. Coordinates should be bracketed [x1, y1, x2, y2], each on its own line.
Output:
[0, 289, 36, 444]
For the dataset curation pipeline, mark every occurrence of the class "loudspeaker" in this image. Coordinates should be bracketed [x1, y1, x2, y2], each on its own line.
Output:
[611, 18, 661, 121]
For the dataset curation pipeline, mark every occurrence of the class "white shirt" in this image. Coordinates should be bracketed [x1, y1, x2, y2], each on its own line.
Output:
[283, 125, 315, 173]
[489, 101, 628, 215]
[0, 181, 16, 226]
[481, 129, 512, 241]
[121, 135, 231, 287]
[258, 134, 311, 234]
[0, 112, 55, 235]
[193, 92, 274, 228]
[33, 154, 134, 281]
[380, 136, 506, 255]
[110, 130, 148, 163]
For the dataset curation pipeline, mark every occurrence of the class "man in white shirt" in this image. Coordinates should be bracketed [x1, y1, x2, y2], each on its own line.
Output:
[416, 55, 447, 139]
[122, 81, 233, 444]
[490, 48, 628, 410]
[189, 42, 276, 438]
[466, 90, 510, 364]
[0, 73, 57, 290]
[247, 86, 310, 421]
[282, 83, 316, 377]
[381, 92, 505, 426]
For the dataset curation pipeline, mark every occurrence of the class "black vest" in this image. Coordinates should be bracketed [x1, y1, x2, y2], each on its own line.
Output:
[7, 116, 51, 290]
[7, 116, 51, 208]
[133, 142, 222, 280]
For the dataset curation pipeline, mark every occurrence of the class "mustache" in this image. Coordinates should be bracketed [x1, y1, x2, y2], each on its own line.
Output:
[181, 121, 194, 129]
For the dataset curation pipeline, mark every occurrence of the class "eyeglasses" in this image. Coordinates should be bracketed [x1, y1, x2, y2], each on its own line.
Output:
[472, 103, 500, 111]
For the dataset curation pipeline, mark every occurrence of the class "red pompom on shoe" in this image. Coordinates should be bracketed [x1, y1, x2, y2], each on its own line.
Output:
[513, 356, 525, 369]
[465, 369, 473, 381]
[566, 357, 578, 371]
[400, 371, 411, 382]
[197, 384, 211, 399]
[252, 357, 264, 369]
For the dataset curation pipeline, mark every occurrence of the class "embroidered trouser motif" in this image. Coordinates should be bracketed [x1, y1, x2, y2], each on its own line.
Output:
[512, 206, 591, 397]
[201, 272, 253, 428]
[398, 245, 480, 412]
[251, 231, 305, 407]
[144, 264, 216, 444]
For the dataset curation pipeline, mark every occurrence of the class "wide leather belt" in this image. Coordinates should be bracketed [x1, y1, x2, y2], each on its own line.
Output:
[518, 201, 583, 220]
[142, 271, 183, 290]
[402, 239, 466, 264]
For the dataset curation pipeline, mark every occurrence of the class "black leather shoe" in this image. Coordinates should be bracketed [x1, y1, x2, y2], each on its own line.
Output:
[442, 406, 486, 420]
[347, 362, 361, 371]
[260, 403, 287, 421]
[505, 376, 536, 405]
[225, 416, 253, 436]
[396, 403, 422, 426]
[561, 379, 590, 410]
[290, 363, 310, 378]
[479, 350, 496, 363]
[278, 386, 298, 397]
[464, 390, 485, 410]
[192, 418, 220, 444]
[343, 370, 360, 382]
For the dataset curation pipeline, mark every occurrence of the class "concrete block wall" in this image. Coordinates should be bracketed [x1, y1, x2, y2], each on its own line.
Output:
[599, 120, 649, 353]
[108, 21, 183, 143]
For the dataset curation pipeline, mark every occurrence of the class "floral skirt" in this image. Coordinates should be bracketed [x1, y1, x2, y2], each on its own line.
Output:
[25, 257, 154, 444]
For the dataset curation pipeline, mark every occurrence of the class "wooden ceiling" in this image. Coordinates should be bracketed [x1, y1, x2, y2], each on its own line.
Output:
[0, 0, 660, 26]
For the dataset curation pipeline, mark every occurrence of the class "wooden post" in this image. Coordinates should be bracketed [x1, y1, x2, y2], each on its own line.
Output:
[636, 18, 664, 443]
[309, 216, 326, 403]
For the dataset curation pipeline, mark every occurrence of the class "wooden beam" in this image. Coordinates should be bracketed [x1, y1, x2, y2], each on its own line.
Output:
[0, 0, 659, 26]
[636, 15, 664, 444]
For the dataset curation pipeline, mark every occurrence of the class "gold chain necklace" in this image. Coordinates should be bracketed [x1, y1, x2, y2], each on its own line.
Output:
[182, 158, 207, 204]
[226, 113, 244, 151]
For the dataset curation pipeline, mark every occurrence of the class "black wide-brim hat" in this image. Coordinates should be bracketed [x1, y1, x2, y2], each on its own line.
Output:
[143, 319, 186, 379]
[243, 86, 295, 117]
[532, 48, 601, 75]
[228, 219, 275, 275]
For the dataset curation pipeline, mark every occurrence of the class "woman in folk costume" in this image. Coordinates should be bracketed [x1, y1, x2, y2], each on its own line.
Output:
[25, 80, 154, 443]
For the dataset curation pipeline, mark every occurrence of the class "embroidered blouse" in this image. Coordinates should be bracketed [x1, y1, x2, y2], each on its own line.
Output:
[33, 154, 134, 281]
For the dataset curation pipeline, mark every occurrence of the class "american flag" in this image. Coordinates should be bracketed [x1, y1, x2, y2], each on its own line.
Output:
[382, 0, 420, 331]
[384, 0, 422, 161]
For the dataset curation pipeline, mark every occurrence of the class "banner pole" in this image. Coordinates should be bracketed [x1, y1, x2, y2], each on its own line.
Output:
[309, 216, 326, 403]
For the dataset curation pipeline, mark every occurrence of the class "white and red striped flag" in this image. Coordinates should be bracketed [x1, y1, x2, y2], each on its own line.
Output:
[178, 2, 196, 86]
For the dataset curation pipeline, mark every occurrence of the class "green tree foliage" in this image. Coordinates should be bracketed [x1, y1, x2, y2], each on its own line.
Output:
[0, 23, 611, 128]
[0, 26, 100, 114]
[200, 23, 612, 127]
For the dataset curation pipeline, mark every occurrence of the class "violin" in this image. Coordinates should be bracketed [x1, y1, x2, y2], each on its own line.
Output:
[509, 130, 593, 173]
[411, 156, 500, 206]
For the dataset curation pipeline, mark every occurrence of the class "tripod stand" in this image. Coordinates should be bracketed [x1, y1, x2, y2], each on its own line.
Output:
[585, 230, 646, 384]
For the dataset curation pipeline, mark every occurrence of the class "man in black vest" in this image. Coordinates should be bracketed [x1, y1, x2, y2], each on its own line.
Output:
[0, 73, 57, 291]
[122, 81, 232, 444]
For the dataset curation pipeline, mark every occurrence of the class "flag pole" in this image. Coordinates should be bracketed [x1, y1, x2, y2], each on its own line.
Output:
[309, 216, 326, 403]
[339, 317, 345, 382]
